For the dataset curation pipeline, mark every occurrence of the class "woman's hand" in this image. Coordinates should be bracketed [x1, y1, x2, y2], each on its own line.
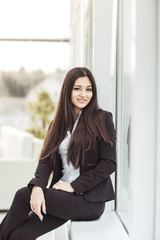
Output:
[30, 186, 46, 221]
[52, 180, 74, 193]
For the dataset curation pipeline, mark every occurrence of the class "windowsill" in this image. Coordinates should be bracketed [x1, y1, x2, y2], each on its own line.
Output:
[1, 211, 129, 240]
[71, 211, 129, 240]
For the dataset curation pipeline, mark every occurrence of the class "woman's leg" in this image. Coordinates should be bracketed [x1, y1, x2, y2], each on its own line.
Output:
[9, 212, 67, 240]
[0, 187, 105, 240]
[0, 187, 67, 240]
[0, 187, 32, 240]
[44, 188, 105, 221]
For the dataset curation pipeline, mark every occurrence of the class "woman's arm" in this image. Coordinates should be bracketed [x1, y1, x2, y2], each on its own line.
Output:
[28, 121, 53, 191]
[28, 157, 52, 191]
[30, 186, 46, 221]
[70, 112, 117, 194]
[28, 158, 52, 220]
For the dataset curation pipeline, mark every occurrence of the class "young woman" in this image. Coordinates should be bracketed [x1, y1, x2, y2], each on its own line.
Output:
[0, 67, 116, 240]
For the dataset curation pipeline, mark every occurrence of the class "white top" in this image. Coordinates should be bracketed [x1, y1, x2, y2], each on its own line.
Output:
[58, 112, 81, 183]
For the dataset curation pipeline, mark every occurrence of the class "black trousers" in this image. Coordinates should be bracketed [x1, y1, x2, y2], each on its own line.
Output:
[0, 187, 105, 240]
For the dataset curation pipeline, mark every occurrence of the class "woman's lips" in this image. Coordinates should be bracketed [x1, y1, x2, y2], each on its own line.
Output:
[78, 99, 86, 104]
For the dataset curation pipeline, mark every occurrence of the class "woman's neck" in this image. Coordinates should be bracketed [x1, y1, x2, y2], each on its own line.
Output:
[73, 109, 80, 120]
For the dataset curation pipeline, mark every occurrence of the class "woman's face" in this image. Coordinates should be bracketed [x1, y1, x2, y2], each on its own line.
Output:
[71, 76, 93, 115]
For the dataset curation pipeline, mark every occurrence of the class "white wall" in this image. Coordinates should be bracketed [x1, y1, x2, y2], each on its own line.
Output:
[130, 0, 158, 239]
[155, 1, 160, 239]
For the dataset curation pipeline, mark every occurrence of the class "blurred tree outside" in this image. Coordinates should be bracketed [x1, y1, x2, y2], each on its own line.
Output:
[27, 88, 55, 139]
[1, 67, 46, 97]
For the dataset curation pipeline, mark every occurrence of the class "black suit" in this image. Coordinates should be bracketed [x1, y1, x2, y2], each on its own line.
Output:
[28, 110, 116, 202]
[29, 110, 116, 202]
[0, 110, 116, 240]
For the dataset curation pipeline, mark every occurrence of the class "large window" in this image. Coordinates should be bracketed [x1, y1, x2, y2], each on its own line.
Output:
[0, 0, 70, 130]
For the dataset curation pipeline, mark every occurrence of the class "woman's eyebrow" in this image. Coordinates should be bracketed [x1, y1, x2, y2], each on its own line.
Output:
[74, 85, 92, 87]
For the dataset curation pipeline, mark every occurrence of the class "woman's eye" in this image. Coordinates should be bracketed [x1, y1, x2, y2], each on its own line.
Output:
[73, 87, 92, 91]
[87, 88, 92, 91]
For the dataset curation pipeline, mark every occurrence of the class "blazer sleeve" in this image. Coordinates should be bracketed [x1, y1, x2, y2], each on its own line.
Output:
[28, 122, 53, 191]
[28, 157, 53, 191]
[70, 111, 117, 195]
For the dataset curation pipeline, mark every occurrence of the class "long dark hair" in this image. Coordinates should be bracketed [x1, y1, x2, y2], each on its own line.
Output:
[40, 67, 112, 168]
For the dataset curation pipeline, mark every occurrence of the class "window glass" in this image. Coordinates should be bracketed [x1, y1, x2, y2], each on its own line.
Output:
[0, 41, 69, 72]
[0, 0, 70, 39]
[0, 41, 69, 129]
[116, 0, 131, 231]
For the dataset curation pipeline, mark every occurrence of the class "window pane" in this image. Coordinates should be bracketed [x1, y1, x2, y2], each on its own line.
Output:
[0, 41, 69, 129]
[116, 0, 131, 231]
[0, 0, 70, 39]
[0, 41, 69, 72]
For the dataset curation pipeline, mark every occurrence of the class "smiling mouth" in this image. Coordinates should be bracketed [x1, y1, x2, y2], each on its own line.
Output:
[78, 99, 87, 103]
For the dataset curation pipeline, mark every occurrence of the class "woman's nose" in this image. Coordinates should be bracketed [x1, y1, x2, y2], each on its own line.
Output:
[80, 89, 87, 97]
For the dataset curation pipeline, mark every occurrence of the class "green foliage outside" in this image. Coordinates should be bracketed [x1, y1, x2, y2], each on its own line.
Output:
[27, 88, 55, 139]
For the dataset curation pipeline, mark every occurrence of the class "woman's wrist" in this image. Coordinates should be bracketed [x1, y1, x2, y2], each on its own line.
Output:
[33, 186, 42, 191]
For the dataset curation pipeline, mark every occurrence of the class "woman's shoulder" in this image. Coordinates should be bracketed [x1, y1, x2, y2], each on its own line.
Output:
[95, 109, 116, 142]
[99, 109, 115, 133]
[98, 108, 113, 119]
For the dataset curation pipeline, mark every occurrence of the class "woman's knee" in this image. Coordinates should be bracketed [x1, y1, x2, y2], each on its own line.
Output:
[14, 187, 31, 202]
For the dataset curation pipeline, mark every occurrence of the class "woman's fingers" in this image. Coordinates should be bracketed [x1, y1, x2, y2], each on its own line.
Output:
[35, 204, 43, 221]
[53, 180, 74, 193]
[31, 201, 43, 221]
[42, 199, 46, 215]
[52, 181, 62, 190]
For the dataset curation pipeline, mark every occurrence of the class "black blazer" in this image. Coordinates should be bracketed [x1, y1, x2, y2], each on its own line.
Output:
[28, 110, 117, 203]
